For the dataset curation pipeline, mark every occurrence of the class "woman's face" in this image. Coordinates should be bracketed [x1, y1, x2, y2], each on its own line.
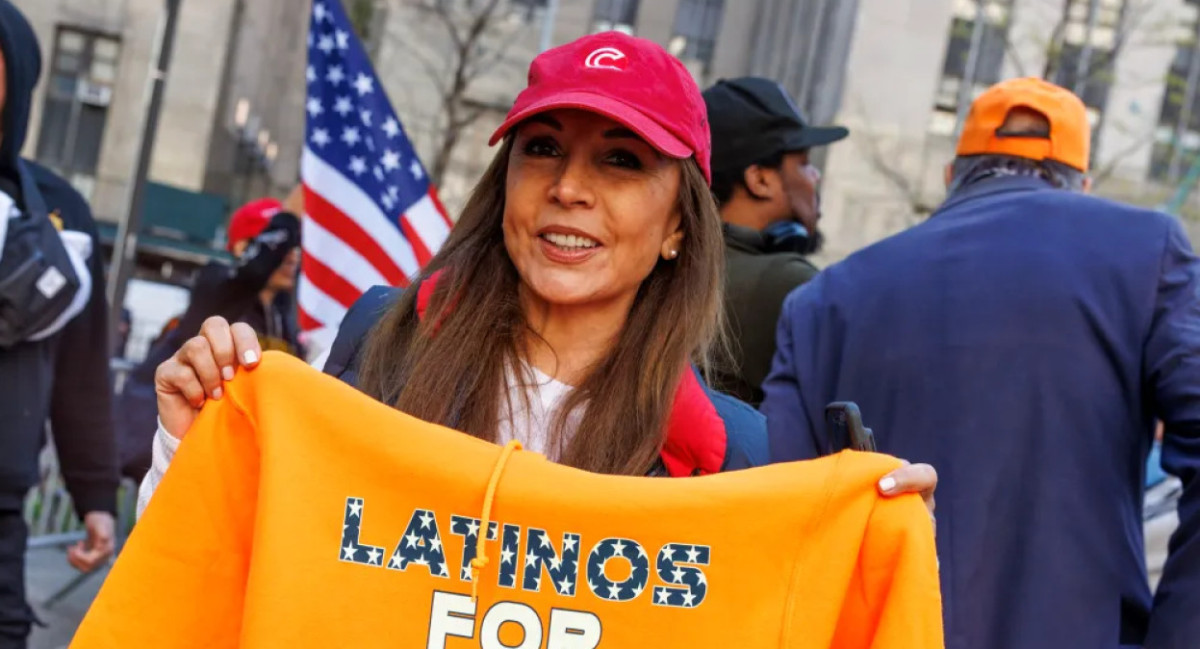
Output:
[503, 109, 684, 312]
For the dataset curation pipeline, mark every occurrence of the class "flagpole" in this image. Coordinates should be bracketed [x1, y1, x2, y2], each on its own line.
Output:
[107, 0, 183, 348]
[538, 0, 559, 53]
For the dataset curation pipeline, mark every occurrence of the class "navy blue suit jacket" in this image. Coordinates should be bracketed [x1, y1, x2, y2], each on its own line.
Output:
[764, 176, 1200, 649]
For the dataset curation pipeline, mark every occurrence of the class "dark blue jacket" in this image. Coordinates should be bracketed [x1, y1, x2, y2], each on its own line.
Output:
[0, 0, 117, 514]
[323, 286, 768, 474]
[763, 176, 1200, 649]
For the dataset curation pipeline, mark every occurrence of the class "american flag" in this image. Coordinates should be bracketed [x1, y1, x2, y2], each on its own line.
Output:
[300, 0, 450, 348]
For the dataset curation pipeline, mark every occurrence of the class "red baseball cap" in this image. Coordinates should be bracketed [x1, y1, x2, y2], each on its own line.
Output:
[489, 32, 712, 183]
[226, 197, 282, 251]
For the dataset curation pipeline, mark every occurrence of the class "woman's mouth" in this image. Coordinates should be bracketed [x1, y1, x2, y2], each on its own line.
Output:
[540, 232, 600, 250]
[538, 232, 602, 264]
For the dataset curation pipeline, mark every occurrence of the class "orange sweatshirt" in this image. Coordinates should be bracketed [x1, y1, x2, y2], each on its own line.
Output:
[73, 353, 943, 648]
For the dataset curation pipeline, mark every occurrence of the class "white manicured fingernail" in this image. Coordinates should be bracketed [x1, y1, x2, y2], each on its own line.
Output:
[222, 366, 235, 381]
[243, 350, 259, 365]
[878, 477, 896, 493]
[212, 387, 223, 400]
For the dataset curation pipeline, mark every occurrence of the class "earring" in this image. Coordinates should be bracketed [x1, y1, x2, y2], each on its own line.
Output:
[669, 249, 679, 259]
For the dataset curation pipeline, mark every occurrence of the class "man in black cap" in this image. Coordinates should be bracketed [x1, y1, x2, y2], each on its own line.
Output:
[703, 77, 848, 406]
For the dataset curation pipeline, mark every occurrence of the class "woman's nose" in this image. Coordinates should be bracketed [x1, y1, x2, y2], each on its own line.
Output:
[548, 157, 596, 208]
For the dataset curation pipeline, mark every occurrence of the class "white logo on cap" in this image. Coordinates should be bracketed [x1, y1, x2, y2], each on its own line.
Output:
[584, 47, 627, 71]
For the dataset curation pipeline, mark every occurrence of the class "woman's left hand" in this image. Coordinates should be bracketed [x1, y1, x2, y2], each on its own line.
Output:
[877, 462, 938, 531]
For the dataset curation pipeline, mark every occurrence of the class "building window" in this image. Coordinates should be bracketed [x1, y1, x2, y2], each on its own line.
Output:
[668, 0, 725, 72]
[1150, 0, 1200, 183]
[930, 0, 1014, 134]
[35, 27, 120, 199]
[592, 0, 639, 35]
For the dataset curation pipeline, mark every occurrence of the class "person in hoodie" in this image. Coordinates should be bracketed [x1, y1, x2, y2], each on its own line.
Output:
[116, 196, 301, 481]
[764, 77, 1200, 648]
[0, 1, 119, 645]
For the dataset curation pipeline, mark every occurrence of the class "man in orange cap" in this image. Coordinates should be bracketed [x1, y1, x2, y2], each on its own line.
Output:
[763, 77, 1200, 648]
[115, 194, 303, 482]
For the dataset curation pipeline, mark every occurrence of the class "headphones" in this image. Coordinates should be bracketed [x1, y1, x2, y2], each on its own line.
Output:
[761, 220, 811, 255]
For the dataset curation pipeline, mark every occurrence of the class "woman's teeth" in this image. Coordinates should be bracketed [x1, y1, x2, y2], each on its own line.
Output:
[542, 233, 599, 249]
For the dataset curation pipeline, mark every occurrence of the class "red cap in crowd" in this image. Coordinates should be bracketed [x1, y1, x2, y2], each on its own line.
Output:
[227, 198, 283, 251]
[489, 31, 712, 183]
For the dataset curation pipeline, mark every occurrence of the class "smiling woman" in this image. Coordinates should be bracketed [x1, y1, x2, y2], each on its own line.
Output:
[356, 32, 732, 475]
[358, 106, 723, 474]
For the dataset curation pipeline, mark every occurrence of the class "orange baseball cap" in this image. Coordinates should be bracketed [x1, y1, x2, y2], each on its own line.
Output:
[956, 77, 1090, 172]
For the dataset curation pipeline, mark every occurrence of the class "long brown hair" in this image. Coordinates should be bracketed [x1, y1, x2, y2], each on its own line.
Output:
[358, 138, 726, 475]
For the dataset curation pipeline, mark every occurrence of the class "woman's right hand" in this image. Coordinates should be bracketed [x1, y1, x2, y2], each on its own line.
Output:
[155, 316, 263, 440]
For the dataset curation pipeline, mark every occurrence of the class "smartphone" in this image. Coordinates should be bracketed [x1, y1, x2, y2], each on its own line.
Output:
[825, 402, 877, 453]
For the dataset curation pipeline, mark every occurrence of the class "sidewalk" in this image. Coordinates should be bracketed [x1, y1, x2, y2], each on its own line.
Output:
[26, 547, 107, 649]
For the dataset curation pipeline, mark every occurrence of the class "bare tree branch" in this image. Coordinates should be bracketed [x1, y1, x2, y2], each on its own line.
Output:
[425, 0, 466, 53]
[1090, 125, 1158, 186]
[1042, 0, 1073, 79]
[1081, 0, 1156, 84]
[1003, 35, 1029, 78]
[404, 39, 453, 100]
[402, 0, 521, 184]
[851, 97, 939, 216]
[464, 21, 529, 83]
[447, 105, 489, 133]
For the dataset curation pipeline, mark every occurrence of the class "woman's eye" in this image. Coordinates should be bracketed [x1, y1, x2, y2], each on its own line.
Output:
[606, 150, 643, 170]
[523, 137, 559, 157]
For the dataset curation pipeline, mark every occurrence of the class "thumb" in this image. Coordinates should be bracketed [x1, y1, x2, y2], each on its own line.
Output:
[156, 390, 198, 440]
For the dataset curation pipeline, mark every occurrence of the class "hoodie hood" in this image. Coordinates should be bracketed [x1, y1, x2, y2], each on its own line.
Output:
[0, 0, 41, 178]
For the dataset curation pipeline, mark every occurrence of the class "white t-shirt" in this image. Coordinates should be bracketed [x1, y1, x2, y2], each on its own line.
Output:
[497, 361, 578, 460]
[138, 358, 579, 517]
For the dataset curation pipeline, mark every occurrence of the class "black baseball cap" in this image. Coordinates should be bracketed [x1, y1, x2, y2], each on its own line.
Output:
[703, 77, 849, 176]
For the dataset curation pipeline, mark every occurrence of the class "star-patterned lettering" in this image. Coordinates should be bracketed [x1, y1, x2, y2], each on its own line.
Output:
[449, 515, 500, 582]
[499, 524, 522, 589]
[386, 508, 449, 578]
[652, 543, 710, 608]
[338, 497, 385, 567]
[586, 538, 649, 603]
[521, 528, 580, 596]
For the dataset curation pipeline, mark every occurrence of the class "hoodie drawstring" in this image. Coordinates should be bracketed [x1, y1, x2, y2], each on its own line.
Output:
[470, 440, 522, 603]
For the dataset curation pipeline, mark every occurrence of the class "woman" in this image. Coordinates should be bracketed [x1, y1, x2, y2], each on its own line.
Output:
[145, 32, 935, 511]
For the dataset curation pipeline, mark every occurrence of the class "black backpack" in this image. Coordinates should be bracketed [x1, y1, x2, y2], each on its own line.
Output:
[0, 167, 83, 347]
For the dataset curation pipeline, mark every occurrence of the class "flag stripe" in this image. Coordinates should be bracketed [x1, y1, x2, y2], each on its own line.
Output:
[303, 184, 406, 286]
[403, 194, 451, 254]
[302, 253, 362, 310]
[428, 186, 453, 230]
[298, 305, 323, 331]
[302, 147, 421, 277]
[298, 277, 348, 331]
[302, 214, 390, 292]
[399, 217, 433, 267]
